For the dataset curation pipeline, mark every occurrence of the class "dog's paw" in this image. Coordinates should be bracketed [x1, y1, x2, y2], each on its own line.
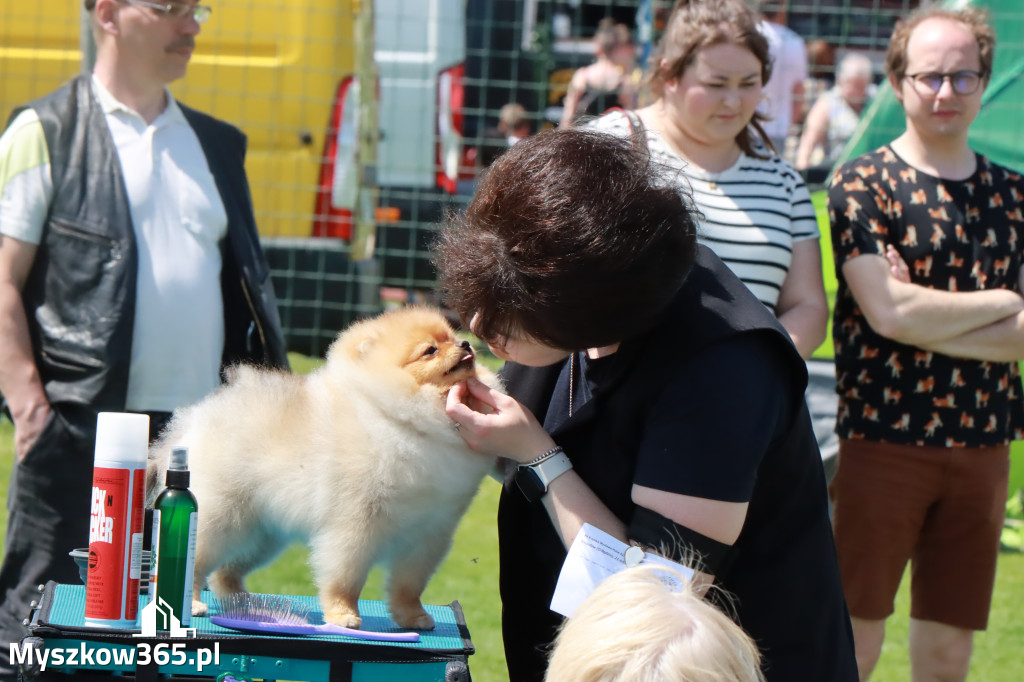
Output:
[324, 609, 362, 629]
[393, 607, 435, 630]
[192, 599, 209, 617]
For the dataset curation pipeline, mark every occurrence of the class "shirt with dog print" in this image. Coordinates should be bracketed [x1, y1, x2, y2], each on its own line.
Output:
[829, 145, 1024, 446]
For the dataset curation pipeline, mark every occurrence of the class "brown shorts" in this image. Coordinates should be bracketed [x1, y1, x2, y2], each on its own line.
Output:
[829, 438, 1010, 630]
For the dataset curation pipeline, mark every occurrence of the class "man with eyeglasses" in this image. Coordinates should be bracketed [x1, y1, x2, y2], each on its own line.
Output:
[0, 0, 286, 672]
[827, 6, 1023, 682]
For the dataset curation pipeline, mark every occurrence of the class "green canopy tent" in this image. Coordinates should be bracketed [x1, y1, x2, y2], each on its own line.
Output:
[840, 0, 1024, 172]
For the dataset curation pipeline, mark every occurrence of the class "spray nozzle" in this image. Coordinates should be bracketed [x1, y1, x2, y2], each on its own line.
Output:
[169, 446, 189, 472]
[165, 446, 192, 489]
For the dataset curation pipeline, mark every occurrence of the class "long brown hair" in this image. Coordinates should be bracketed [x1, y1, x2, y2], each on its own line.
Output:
[649, 0, 774, 157]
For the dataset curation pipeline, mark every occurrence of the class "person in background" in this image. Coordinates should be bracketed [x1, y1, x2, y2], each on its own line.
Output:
[0, 1, 287, 673]
[804, 38, 837, 116]
[560, 19, 638, 128]
[498, 102, 532, 146]
[435, 127, 856, 682]
[480, 102, 533, 168]
[589, 0, 827, 360]
[744, 0, 808, 158]
[544, 565, 766, 682]
[828, 7, 1021, 681]
[795, 52, 875, 175]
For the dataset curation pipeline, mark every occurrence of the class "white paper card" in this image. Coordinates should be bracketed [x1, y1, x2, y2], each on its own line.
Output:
[549, 523, 695, 618]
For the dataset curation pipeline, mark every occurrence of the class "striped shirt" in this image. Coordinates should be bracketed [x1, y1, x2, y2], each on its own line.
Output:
[590, 110, 819, 310]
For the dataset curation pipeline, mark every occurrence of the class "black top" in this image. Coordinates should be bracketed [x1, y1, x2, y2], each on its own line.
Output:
[578, 86, 621, 119]
[498, 245, 857, 682]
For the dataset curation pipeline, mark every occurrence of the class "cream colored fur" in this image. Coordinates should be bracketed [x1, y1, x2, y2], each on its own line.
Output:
[147, 307, 500, 630]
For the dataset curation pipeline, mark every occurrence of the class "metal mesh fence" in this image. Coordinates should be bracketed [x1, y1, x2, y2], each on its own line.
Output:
[6, 0, 1023, 357]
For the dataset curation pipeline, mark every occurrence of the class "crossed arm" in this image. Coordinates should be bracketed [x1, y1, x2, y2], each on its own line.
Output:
[842, 246, 1024, 361]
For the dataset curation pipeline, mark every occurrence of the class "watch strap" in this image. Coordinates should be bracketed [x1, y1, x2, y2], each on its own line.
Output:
[515, 451, 573, 502]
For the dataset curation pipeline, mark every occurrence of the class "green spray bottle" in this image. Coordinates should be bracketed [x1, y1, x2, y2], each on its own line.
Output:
[149, 446, 198, 628]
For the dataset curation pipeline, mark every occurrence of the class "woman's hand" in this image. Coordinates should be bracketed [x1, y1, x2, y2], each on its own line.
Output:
[775, 239, 828, 358]
[446, 377, 556, 463]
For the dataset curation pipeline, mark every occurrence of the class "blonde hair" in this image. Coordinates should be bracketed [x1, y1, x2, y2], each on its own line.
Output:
[498, 103, 529, 130]
[836, 53, 874, 84]
[545, 565, 765, 682]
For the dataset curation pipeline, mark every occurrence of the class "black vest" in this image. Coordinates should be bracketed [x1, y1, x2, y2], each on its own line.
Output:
[14, 75, 287, 412]
[498, 246, 856, 682]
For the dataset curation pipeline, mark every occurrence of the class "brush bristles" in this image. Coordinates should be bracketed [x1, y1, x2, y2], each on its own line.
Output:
[215, 593, 311, 625]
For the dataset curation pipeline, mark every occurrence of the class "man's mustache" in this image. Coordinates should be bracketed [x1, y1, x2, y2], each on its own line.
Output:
[166, 39, 195, 52]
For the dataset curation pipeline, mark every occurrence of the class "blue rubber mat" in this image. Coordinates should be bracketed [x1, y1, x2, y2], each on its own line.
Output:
[42, 583, 471, 652]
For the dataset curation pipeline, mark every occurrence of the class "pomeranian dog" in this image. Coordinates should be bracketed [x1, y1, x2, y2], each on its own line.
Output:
[147, 306, 500, 630]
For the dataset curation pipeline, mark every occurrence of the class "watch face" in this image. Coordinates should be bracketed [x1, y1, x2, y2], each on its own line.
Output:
[515, 467, 545, 503]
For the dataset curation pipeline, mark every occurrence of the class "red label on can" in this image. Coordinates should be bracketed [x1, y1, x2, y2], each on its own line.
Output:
[85, 467, 131, 620]
[126, 469, 145, 620]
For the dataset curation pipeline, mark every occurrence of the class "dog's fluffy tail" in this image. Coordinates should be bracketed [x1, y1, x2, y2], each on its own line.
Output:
[146, 448, 167, 508]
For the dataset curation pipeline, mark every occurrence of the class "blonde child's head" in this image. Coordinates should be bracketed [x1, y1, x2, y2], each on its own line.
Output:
[545, 565, 764, 682]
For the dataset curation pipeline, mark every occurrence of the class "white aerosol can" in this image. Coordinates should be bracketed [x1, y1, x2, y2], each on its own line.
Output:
[84, 412, 150, 628]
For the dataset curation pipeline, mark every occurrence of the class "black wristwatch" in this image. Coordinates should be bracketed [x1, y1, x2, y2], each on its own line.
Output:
[515, 447, 573, 503]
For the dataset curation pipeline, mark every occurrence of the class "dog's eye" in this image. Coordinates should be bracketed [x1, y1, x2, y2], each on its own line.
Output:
[422, 346, 438, 357]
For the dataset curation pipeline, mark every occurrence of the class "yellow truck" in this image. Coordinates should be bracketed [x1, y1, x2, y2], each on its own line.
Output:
[0, 0, 466, 239]
[1, 0, 469, 354]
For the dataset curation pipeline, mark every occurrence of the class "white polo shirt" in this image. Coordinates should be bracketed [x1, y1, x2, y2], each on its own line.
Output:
[0, 76, 227, 412]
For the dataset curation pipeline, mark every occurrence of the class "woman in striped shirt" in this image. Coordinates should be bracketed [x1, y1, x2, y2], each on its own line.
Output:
[590, 0, 826, 358]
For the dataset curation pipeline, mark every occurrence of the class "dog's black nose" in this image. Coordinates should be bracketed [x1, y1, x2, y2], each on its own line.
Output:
[459, 340, 473, 353]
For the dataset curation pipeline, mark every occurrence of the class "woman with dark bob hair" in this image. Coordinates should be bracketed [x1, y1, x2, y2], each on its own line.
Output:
[434, 128, 856, 682]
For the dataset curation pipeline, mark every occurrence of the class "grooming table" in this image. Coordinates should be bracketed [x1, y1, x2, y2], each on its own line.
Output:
[18, 582, 474, 681]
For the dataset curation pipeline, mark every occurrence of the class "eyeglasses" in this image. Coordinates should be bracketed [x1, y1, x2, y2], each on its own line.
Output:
[904, 70, 983, 96]
[118, 0, 212, 24]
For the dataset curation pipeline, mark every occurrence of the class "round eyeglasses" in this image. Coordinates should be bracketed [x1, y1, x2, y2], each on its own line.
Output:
[904, 70, 983, 97]
[119, 0, 212, 24]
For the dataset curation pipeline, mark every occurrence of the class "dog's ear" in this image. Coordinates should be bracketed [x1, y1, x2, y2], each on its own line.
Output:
[357, 337, 377, 357]
[353, 321, 385, 358]
[329, 321, 383, 363]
